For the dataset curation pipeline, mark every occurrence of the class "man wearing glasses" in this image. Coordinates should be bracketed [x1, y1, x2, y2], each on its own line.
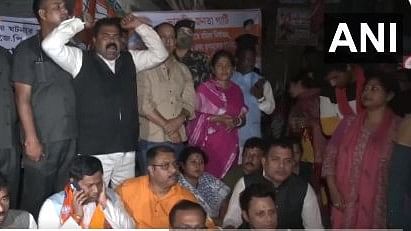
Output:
[116, 146, 197, 228]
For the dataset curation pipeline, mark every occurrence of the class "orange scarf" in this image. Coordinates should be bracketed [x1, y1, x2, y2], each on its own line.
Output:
[60, 184, 111, 229]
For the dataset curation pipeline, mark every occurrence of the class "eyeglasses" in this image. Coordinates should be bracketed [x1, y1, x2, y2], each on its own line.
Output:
[151, 161, 179, 170]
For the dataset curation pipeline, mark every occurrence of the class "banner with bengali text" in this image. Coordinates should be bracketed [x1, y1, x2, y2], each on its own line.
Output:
[134, 9, 262, 66]
[0, 9, 261, 63]
[0, 16, 39, 52]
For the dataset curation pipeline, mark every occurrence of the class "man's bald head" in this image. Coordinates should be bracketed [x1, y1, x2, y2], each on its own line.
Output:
[155, 22, 176, 54]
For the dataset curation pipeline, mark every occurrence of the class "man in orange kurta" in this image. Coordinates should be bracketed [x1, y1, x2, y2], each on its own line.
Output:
[117, 146, 197, 228]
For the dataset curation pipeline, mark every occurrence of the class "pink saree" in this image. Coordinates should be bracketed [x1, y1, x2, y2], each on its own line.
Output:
[323, 109, 400, 228]
[187, 79, 247, 178]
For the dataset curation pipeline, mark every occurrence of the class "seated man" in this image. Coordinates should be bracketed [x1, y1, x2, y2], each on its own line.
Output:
[223, 137, 266, 190]
[0, 174, 37, 228]
[38, 155, 134, 228]
[223, 138, 323, 229]
[169, 200, 207, 229]
[239, 184, 277, 229]
[117, 146, 199, 228]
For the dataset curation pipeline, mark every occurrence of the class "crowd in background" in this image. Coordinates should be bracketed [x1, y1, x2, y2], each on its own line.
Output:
[1, 0, 411, 229]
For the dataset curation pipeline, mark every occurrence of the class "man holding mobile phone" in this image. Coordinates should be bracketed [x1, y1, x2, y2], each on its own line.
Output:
[231, 47, 275, 153]
[37, 155, 134, 228]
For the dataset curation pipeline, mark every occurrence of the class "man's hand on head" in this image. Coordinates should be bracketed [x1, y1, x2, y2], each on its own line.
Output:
[82, 13, 95, 29]
[121, 14, 144, 30]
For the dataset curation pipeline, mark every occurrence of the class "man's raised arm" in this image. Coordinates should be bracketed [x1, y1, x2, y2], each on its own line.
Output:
[121, 14, 168, 73]
[41, 17, 85, 77]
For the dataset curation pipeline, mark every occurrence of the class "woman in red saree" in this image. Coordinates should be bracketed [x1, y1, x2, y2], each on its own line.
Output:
[186, 50, 247, 178]
[323, 74, 401, 228]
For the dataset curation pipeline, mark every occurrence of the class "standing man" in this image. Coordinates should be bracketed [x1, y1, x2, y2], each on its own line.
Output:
[137, 22, 195, 173]
[174, 19, 211, 88]
[320, 64, 365, 136]
[42, 15, 168, 188]
[231, 47, 275, 150]
[12, 0, 76, 218]
[0, 47, 20, 209]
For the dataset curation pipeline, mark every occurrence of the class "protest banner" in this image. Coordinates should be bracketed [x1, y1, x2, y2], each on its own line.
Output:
[0, 16, 39, 52]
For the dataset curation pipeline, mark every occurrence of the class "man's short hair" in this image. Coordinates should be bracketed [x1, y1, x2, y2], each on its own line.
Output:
[147, 145, 175, 166]
[243, 137, 267, 153]
[235, 46, 257, 59]
[265, 137, 294, 157]
[93, 17, 122, 37]
[169, 200, 206, 227]
[32, 0, 47, 20]
[69, 155, 103, 181]
[0, 173, 8, 191]
[325, 63, 349, 74]
[240, 183, 276, 212]
[154, 22, 176, 35]
[243, 19, 254, 28]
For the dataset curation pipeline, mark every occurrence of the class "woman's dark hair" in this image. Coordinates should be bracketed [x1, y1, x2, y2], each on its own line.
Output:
[211, 49, 235, 68]
[290, 71, 318, 89]
[178, 146, 208, 165]
[365, 73, 400, 96]
[365, 72, 401, 114]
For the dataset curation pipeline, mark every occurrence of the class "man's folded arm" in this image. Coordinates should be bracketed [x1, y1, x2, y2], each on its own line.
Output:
[41, 17, 84, 77]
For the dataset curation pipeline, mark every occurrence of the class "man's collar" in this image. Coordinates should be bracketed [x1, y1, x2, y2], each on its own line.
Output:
[96, 53, 120, 63]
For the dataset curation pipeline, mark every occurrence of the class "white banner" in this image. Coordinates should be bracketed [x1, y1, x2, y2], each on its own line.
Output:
[133, 9, 262, 61]
[135, 9, 261, 30]
[0, 16, 39, 52]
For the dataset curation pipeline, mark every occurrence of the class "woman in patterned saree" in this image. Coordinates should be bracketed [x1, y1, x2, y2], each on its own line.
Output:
[323, 74, 401, 228]
[187, 50, 247, 178]
[177, 146, 230, 225]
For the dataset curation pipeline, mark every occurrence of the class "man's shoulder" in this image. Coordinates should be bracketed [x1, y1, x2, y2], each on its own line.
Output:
[44, 191, 65, 208]
[7, 209, 31, 217]
[174, 183, 197, 201]
[2, 209, 33, 229]
[118, 176, 148, 193]
[14, 35, 38, 53]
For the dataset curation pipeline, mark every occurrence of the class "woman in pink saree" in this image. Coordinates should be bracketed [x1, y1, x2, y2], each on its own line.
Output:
[323, 74, 401, 228]
[187, 50, 247, 178]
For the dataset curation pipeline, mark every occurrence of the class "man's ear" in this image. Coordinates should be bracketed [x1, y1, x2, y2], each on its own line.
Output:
[147, 165, 154, 175]
[38, 9, 47, 21]
[241, 210, 250, 223]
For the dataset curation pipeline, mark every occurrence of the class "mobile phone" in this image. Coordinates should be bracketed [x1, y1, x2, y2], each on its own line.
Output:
[70, 181, 81, 191]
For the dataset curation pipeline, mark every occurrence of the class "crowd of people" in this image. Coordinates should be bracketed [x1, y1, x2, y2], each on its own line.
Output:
[0, 0, 411, 229]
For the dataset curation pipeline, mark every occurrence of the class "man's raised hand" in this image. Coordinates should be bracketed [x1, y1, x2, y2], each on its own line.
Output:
[121, 14, 144, 30]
